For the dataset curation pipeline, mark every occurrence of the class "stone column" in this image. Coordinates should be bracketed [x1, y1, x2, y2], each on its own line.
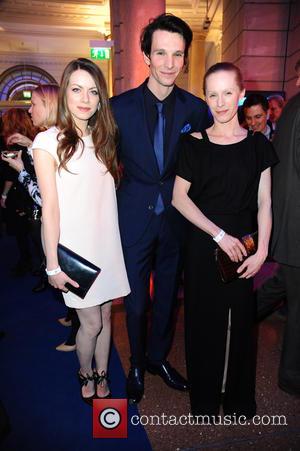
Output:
[110, 0, 165, 95]
[188, 32, 206, 99]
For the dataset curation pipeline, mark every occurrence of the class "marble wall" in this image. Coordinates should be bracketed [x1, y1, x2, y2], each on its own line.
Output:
[285, 0, 300, 98]
[1, 1, 298, 103]
[222, 0, 300, 99]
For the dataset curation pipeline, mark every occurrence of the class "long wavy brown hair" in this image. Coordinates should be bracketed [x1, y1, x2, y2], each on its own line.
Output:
[57, 58, 119, 183]
[2, 108, 37, 143]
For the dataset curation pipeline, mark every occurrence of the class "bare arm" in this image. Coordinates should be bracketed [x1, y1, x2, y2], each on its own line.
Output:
[1, 145, 42, 206]
[172, 176, 247, 262]
[33, 148, 78, 291]
[237, 167, 272, 278]
[1, 181, 13, 208]
[1, 154, 42, 206]
[7, 133, 33, 148]
[1, 150, 25, 173]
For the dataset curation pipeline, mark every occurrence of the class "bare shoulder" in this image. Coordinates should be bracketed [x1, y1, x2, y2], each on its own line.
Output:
[190, 132, 203, 140]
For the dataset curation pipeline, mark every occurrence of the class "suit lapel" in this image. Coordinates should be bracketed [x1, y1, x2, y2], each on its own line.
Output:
[164, 87, 186, 173]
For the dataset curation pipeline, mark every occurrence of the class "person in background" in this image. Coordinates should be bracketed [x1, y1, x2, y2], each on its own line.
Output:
[243, 93, 274, 140]
[3, 84, 59, 211]
[257, 57, 300, 322]
[0, 126, 6, 236]
[33, 58, 130, 404]
[295, 59, 300, 88]
[111, 13, 210, 404]
[1, 108, 39, 278]
[268, 95, 285, 131]
[257, 90, 300, 398]
[1, 85, 60, 291]
[2, 85, 79, 352]
[172, 62, 278, 418]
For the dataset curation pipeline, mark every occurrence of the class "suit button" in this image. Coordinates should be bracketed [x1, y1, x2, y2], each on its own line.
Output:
[148, 204, 154, 210]
[159, 181, 164, 186]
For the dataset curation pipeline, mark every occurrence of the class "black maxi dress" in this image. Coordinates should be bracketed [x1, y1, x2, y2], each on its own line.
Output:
[176, 130, 278, 418]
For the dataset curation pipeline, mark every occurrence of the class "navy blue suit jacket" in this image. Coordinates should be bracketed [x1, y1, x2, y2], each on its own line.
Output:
[111, 81, 210, 247]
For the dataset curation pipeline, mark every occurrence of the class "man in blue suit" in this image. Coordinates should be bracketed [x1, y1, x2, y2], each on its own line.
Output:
[111, 13, 210, 404]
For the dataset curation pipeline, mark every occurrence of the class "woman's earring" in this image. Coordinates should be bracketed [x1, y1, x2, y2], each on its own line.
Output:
[97, 103, 101, 111]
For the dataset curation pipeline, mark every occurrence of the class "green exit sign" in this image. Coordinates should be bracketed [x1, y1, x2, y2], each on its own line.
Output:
[23, 90, 31, 99]
[90, 48, 111, 60]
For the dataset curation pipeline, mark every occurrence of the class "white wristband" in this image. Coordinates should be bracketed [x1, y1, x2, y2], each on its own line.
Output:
[46, 266, 61, 276]
[213, 229, 225, 243]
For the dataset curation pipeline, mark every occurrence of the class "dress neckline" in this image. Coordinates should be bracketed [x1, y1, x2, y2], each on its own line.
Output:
[52, 126, 92, 141]
[191, 129, 251, 147]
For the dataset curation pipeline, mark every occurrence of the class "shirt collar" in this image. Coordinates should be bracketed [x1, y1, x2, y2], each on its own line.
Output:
[262, 124, 272, 140]
[144, 84, 175, 106]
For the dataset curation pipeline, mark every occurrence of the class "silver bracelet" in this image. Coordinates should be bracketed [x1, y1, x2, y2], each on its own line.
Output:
[45, 266, 61, 276]
[213, 229, 225, 243]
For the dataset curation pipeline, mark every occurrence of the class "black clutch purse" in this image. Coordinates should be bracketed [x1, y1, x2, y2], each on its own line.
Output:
[57, 244, 101, 299]
[215, 232, 258, 283]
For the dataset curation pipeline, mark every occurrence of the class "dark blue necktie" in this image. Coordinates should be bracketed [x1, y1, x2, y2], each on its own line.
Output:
[153, 102, 165, 215]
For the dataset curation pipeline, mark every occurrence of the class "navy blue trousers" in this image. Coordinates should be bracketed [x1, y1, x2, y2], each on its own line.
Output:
[122, 212, 182, 366]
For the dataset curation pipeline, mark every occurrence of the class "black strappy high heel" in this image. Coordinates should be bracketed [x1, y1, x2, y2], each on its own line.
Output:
[93, 370, 112, 399]
[78, 371, 95, 405]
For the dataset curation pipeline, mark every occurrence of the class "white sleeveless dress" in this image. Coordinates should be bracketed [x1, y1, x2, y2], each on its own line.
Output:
[32, 126, 130, 308]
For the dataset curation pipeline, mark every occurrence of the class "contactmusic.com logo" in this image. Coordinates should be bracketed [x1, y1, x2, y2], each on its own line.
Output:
[93, 399, 128, 438]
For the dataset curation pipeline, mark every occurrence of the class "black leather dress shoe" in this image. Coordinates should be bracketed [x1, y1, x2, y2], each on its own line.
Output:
[146, 360, 189, 391]
[126, 367, 144, 404]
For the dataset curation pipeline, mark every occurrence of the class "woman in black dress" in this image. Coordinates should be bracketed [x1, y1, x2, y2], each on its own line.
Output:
[172, 62, 278, 419]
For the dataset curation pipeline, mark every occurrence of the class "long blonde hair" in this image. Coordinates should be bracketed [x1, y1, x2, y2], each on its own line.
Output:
[33, 84, 59, 128]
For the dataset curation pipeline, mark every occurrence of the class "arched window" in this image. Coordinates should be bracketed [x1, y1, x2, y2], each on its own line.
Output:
[0, 65, 57, 101]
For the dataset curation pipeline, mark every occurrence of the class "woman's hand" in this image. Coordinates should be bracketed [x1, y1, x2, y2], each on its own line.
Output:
[218, 233, 248, 262]
[48, 271, 79, 292]
[237, 251, 267, 279]
[6, 133, 33, 148]
[1, 150, 24, 173]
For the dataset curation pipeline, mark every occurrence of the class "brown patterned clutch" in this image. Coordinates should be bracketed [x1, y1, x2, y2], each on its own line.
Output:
[215, 232, 258, 283]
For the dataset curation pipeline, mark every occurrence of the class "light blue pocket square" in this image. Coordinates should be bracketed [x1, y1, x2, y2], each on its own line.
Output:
[181, 123, 191, 134]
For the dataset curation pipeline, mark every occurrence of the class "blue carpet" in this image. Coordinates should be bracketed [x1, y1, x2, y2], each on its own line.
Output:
[0, 236, 151, 451]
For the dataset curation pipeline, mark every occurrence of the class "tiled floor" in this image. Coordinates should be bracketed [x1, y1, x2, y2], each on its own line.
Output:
[112, 296, 300, 451]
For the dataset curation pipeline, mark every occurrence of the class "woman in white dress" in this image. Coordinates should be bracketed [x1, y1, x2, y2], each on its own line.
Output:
[33, 58, 130, 404]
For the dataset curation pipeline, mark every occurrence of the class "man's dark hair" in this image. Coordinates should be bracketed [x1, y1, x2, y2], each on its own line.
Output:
[243, 93, 269, 113]
[268, 94, 285, 108]
[295, 59, 300, 72]
[140, 13, 193, 63]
